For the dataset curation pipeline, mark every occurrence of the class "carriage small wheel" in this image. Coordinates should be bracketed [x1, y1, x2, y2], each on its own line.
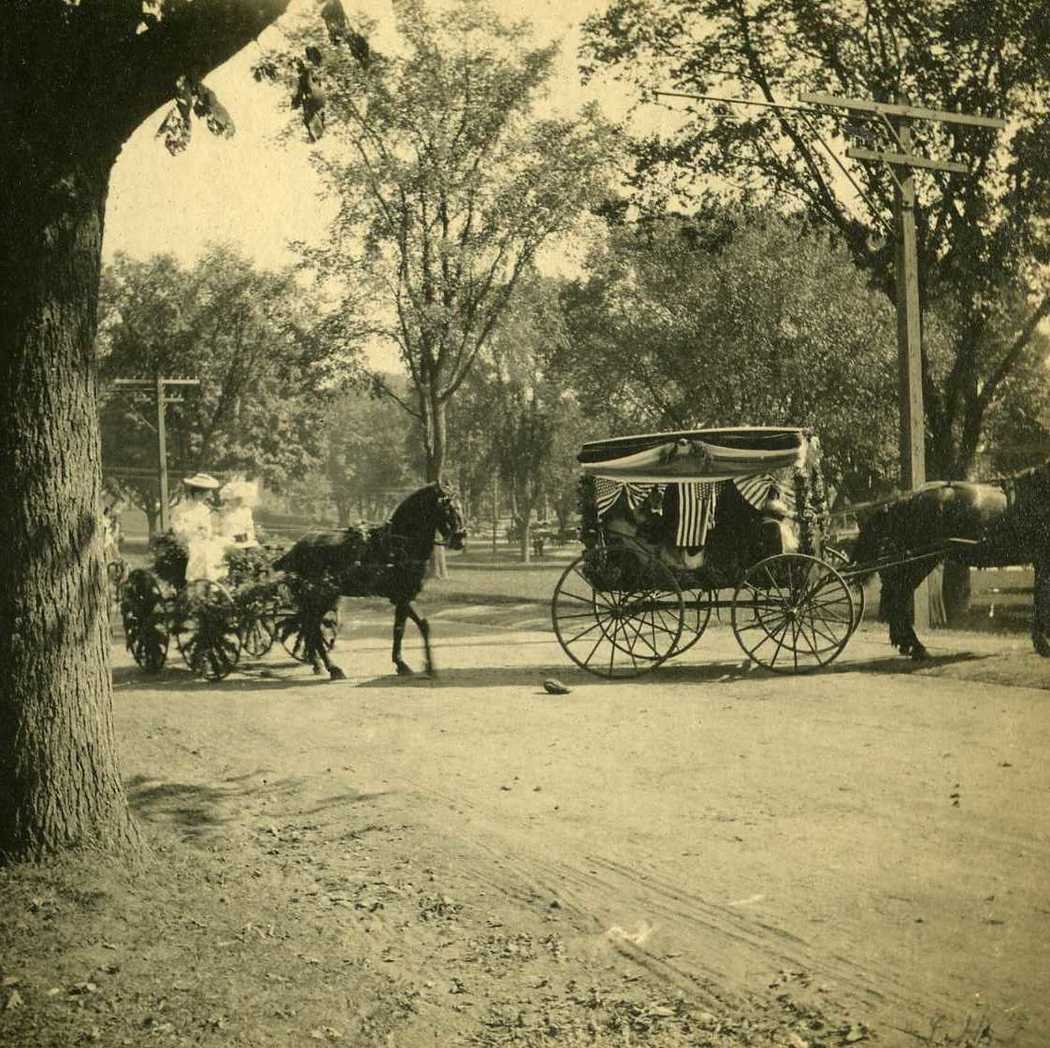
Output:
[237, 595, 279, 658]
[171, 580, 242, 681]
[731, 553, 854, 674]
[666, 588, 715, 657]
[275, 604, 339, 663]
[120, 568, 169, 673]
[551, 546, 684, 679]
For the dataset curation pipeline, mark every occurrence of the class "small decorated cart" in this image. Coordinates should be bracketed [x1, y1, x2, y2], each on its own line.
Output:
[119, 537, 285, 681]
[551, 426, 862, 677]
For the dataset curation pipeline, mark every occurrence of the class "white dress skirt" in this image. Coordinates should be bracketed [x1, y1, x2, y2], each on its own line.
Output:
[172, 501, 227, 581]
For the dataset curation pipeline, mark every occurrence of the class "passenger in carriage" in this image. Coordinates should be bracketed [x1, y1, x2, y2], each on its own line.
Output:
[171, 472, 226, 581]
[217, 477, 260, 550]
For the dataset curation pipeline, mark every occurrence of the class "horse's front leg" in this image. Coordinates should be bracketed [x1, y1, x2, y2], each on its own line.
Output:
[392, 603, 413, 675]
[405, 603, 434, 676]
[881, 569, 927, 659]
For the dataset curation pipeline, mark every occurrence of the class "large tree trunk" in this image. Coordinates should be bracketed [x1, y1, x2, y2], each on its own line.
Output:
[0, 153, 142, 861]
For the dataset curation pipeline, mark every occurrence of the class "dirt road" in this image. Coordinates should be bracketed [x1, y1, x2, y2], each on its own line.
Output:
[111, 610, 1050, 1046]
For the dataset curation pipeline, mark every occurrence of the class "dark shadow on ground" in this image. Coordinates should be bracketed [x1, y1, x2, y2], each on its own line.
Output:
[828, 650, 994, 676]
[112, 661, 342, 693]
[125, 772, 390, 841]
[355, 658, 758, 690]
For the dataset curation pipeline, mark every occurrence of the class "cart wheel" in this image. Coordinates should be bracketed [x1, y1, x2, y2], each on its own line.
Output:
[668, 589, 714, 657]
[172, 581, 242, 681]
[551, 546, 684, 679]
[276, 606, 339, 663]
[732, 554, 854, 673]
[823, 546, 866, 635]
[239, 605, 277, 658]
[236, 589, 278, 658]
[120, 569, 169, 672]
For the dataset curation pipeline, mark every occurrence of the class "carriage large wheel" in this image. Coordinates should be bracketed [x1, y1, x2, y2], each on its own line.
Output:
[171, 581, 242, 681]
[551, 546, 684, 679]
[731, 554, 854, 673]
[120, 569, 169, 673]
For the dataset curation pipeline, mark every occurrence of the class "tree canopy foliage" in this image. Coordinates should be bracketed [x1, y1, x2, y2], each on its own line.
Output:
[97, 245, 334, 526]
[551, 211, 900, 500]
[262, 0, 615, 483]
[580, 0, 1050, 479]
[324, 384, 417, 525]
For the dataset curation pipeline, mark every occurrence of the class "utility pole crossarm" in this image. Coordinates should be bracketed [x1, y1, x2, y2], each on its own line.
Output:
[846, 146, 969, 175]
[110, 375, 202, 534]
[801, 92, 1006, 129]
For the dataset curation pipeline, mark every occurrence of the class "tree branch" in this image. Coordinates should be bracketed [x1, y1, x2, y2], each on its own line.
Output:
[114, 0, 292, 144]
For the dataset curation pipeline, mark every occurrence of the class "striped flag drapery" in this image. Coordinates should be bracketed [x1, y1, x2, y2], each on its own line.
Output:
[675, 482, 718, 547]
[594, 477, 662, 518]
[734, 474, 796, 514]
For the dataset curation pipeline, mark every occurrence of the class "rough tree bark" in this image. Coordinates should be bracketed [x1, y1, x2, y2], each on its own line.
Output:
[0, 0, 291, 863]
[0, 151, 142, 859]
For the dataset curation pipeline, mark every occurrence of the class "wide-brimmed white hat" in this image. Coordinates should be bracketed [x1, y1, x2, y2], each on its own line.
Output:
[219, 477, 259, 505]
[183, 472, 221, 490]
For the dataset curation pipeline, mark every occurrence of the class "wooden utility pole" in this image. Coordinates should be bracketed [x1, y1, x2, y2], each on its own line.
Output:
[112, 376, 200, 532]
[800, 92, 1005, 627]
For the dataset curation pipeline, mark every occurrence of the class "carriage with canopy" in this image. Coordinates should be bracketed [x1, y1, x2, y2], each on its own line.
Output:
[551, 426, 863, 677]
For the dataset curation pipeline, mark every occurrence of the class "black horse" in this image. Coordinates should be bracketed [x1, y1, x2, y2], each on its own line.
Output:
[850, 464, 1050, 659]
[274, 483, 466, 679]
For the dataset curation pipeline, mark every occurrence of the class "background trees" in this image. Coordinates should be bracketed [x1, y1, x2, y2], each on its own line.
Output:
[324, 384, 417, 524]
[580, 0, 1050, 482]
[551, 211, 900, 502]
[98, 245, 336, 532]
[274, 0, 614, 489]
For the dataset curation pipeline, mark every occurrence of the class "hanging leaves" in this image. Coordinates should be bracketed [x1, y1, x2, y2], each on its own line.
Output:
[156, 75, 234, 154]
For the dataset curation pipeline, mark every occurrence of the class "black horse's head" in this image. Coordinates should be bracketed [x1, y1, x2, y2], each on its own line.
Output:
[434, 483, 467, 551]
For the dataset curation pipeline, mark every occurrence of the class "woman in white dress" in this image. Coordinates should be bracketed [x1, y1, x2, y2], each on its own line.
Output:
[171, 473, 225, 581]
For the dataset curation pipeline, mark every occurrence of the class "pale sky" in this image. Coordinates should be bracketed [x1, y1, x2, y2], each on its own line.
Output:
[102, 0, 658, 272]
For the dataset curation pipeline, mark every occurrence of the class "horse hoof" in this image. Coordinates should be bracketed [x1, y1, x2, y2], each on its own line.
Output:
[396, 662, 414, 676]
[329, 667, 347, 681]
[312, 665, 323, 675]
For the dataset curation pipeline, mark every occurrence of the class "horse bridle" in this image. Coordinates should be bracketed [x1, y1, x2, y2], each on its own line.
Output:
[434, 491, 466, 548]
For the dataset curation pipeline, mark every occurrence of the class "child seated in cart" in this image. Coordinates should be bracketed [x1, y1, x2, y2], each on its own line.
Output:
[217, 477, 259, 550]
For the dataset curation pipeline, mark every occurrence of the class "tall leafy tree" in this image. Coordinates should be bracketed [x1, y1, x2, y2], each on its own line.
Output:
[580, 0, 1050, 481]
[273, 0, 615, 489]
[0, 0, 301, 862]
[98, 246, 335, 533]
[551, 211, 901, 502]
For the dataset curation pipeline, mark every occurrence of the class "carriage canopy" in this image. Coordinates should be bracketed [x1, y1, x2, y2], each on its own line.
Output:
[577, 426, 814, 484]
